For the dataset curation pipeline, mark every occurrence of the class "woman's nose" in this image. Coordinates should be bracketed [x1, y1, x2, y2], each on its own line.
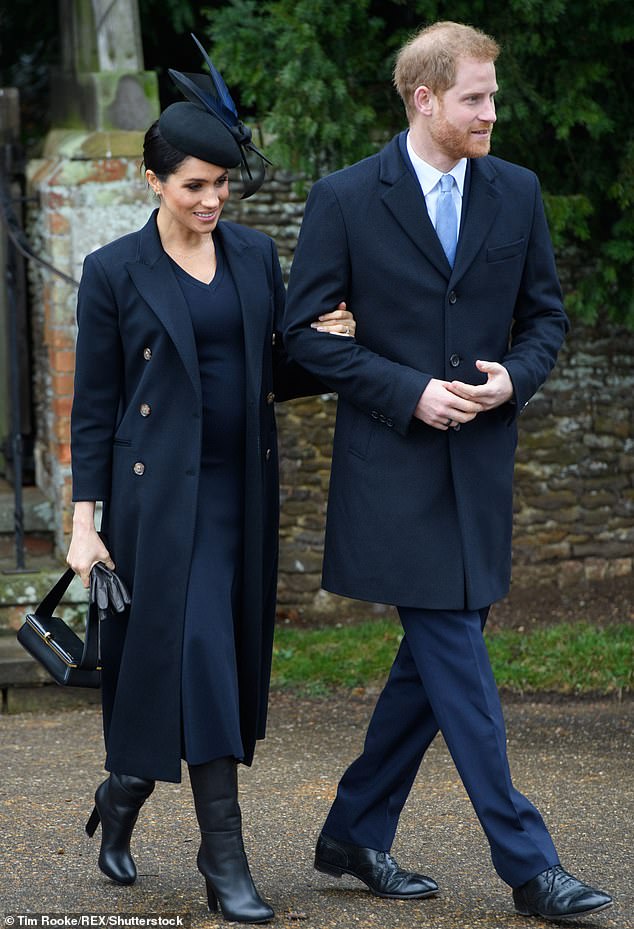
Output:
[201, 188, 220, 207]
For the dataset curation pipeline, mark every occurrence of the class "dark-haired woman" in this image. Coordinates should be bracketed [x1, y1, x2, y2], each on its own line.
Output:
[66, 65, 355, 923]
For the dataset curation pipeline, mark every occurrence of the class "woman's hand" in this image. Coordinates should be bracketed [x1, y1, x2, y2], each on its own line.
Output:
[311, 301, 356, 337]
[66, 502, 114, 588]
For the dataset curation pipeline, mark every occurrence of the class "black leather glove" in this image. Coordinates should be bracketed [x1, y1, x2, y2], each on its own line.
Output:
[90, 562, 131, 621]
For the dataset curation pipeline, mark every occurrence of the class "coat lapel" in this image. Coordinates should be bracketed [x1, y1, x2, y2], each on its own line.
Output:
[380, 135, 503, 286]
[380, 136, 450, 279]
[125, 214, 271, 408]
[125, 213, 202, 405]
[451, 156, 501, 285]
[216, 222, 270, 400]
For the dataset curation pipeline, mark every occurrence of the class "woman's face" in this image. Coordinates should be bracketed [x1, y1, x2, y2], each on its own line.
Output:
[147, 157, 230, 236]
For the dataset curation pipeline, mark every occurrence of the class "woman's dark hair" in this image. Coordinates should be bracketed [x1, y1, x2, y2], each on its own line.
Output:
[142, 120, 189, 180]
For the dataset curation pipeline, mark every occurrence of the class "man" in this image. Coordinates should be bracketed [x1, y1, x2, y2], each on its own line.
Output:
[283, 20, 612, 922]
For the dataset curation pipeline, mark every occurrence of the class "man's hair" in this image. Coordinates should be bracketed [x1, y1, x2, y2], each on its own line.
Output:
[393, 21, 500, 120]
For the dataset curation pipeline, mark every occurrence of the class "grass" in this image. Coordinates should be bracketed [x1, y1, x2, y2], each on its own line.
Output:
[270, 619, 633, 697]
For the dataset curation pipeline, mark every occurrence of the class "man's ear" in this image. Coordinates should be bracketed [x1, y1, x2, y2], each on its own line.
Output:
[413, 84, 435, 116]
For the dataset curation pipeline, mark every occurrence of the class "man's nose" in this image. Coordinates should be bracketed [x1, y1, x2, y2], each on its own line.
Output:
[481, 98, 497, 123]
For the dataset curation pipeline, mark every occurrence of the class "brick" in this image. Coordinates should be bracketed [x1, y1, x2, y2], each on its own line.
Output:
[52, 396, 73, 418]
[61, 508, 73, 534]
[49, 329, 76, 351]
[49, 211, 70, 235]
[54, 417, 70, 443]
[51, 373, 75, 396]
[49, 349, 76, 373]
[47, 191, 67, 209]
[56, 442, 71, 465]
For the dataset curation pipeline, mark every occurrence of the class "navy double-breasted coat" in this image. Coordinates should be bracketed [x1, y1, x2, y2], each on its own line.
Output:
[71, 212, 318, 782]
[284, 133, 569, 610]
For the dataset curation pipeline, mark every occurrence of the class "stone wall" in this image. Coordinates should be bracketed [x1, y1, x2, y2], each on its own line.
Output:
[272, 324, 634, 615]
[26, 155, 633, 617]
[228, 173, 634, 614]
[512, 323, 634, 587]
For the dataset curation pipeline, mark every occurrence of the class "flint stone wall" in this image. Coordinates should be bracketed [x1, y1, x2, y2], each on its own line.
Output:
[27, 159, 634, 618]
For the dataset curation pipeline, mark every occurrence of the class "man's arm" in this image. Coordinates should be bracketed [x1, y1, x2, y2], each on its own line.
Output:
[284, 178, 434, 436]
[447, 174, 568, 416]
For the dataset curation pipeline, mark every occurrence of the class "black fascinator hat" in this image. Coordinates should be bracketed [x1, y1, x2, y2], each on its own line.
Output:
[159, 34, 271, 199]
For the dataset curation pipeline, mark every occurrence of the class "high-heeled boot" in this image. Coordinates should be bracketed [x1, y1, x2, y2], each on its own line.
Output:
[188, 757, 274, 924]
[85, 773, 155, 884]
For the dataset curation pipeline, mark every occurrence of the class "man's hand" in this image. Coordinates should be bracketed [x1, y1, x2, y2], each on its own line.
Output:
[446, 360, 514, 411]
[414, 378, 483, 430]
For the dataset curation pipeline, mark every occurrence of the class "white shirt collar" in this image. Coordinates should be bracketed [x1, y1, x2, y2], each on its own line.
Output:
[406, 133, 467, 197]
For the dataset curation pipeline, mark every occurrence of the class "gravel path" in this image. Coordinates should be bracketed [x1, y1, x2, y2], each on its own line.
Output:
[1, 693, 631, 928]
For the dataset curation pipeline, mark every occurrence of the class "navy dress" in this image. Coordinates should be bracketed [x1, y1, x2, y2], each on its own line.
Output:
[169, 240, 246, 765]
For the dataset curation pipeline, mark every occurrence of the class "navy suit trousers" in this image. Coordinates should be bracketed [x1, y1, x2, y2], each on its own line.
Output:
[322, 607, 560, 887]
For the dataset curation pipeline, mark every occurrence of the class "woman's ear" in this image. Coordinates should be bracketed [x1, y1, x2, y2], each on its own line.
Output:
[145, 169, 161, 198]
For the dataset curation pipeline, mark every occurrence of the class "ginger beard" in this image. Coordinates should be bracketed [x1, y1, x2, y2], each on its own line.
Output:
[429, 98, 494, 162]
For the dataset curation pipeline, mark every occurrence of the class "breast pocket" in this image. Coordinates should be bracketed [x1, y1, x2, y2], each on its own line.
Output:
[486, 237, 525, 263]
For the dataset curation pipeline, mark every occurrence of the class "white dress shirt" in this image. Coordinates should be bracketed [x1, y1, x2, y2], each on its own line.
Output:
[406, 133, 467, 231]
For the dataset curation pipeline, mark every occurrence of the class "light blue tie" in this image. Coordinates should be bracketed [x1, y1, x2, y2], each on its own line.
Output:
[435, 174, 457, 267]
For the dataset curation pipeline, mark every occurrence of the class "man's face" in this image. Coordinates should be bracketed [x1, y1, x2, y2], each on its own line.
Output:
[429, 57, 498, 162]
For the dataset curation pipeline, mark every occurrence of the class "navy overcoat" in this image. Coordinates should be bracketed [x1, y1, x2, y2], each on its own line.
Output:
[284, 133, 569, 611]
[71, 212, 318, 782]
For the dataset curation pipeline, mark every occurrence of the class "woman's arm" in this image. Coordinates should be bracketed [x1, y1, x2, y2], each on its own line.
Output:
[68, 251, 122, 586]
[66, 501, 114, 588]
[269, 239, 355, 401]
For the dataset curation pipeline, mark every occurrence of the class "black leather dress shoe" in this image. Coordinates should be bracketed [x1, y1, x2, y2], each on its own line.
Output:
[513, 865, 612, 921]
[314, 833, 438, 899]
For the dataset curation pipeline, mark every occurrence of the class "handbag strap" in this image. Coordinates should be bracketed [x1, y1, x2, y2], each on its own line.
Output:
[36, 567, 76, 616]
[34, 567, 100, 671]
[80, 601, 100, 670]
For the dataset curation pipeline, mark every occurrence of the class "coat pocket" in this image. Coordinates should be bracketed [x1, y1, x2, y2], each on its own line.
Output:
[486, 237, 525, 263]
[348, 413, 374, 460]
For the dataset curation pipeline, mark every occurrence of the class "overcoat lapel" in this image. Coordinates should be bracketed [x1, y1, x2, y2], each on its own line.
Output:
[216, 222, 269, 401]
[125, 213, 202, 405]
[379, 134, 503, 286]
[451, 157, 501, 285]
[380, 139, 450, 279]
[124, 214, 270, 410]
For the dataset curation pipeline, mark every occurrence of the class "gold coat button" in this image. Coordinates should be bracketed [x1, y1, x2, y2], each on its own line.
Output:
[143, 347, 152, 361]
[266, 391, 275, 405]
[139, 403, 151, 417]
[133, 461, 145, 476]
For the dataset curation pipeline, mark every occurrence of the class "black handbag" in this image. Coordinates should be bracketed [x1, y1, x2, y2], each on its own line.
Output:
[16, 564, 130, 688]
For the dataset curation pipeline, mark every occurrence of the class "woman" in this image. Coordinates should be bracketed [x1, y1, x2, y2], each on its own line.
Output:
[66, 49, 355, 924]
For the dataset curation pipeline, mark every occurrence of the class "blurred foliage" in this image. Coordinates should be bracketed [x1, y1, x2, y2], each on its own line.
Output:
[1, 0, 631, 324]
[0, 2, 58, 154]
[204, 0, 634, 326]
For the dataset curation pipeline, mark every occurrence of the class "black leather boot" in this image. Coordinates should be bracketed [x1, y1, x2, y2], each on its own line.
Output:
[85, 773, 155, 884]
[188, 757, 274, 924]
